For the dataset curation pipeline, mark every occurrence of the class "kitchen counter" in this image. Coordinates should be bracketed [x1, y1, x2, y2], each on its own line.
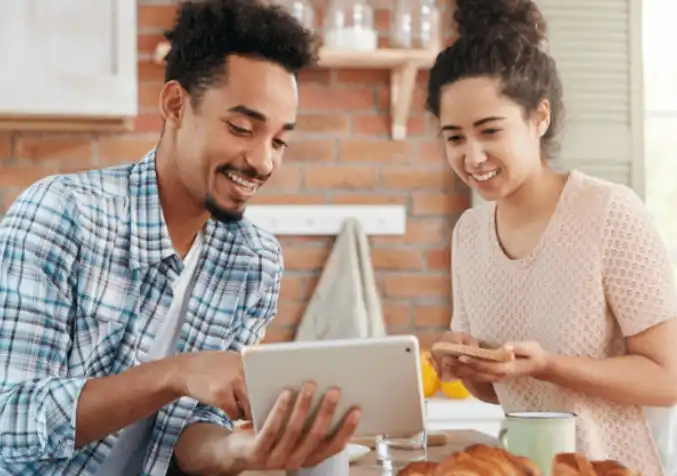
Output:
[242, 430, 498, 476]
[425, 396, 504, 436]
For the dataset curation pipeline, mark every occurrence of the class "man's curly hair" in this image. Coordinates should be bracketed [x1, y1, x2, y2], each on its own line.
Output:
[163, 0, 318, 106]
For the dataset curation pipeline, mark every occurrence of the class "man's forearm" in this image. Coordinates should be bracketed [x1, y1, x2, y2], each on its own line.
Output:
[74, 356, 184, 448]
[174, 423, 239, 476]
[462, 380, 499, 405]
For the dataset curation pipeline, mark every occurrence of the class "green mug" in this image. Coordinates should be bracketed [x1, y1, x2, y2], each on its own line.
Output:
[498, 411, 577, 476]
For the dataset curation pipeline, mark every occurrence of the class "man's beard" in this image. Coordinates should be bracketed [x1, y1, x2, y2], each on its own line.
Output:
[205, 195, 244, 224]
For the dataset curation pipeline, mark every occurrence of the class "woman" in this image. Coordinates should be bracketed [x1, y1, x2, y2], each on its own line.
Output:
[428, 1, 677, 475]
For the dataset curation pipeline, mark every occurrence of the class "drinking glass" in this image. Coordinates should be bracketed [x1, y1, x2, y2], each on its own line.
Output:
[374, 401, 428, 471]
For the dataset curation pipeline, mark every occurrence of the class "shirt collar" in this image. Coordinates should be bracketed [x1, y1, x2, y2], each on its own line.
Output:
[128, 148, 176, 269]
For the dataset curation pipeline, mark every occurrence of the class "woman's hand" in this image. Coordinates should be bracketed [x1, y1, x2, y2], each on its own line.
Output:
[456, 341, 552, 383]
[431, 331, 483, 381]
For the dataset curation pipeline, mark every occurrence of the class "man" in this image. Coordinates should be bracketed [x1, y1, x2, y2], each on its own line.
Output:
[0, 1, 361, 475]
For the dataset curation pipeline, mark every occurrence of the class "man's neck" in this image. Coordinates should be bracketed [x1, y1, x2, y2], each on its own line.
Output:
[154, 138, 210, 258]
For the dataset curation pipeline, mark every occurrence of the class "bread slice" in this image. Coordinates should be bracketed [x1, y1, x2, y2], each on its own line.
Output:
[431, 342, 514, 363]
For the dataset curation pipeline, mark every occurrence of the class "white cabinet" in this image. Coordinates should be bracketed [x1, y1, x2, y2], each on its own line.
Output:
[0, 0, 137, 126]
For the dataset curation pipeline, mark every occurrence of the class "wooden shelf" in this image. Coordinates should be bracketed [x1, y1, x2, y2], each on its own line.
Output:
[154, 42, 438, 140]
[0, 115, 135, 133]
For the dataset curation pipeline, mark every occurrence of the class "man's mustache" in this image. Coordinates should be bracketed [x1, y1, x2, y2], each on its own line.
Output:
[218, 164, 271, 182]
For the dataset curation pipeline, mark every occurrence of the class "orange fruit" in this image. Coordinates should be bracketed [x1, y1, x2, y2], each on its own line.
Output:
[420, 351, 440, 397]
[440, 379, 471, 399]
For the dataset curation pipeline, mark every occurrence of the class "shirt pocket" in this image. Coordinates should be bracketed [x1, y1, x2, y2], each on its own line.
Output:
[71, 271, 137, 377]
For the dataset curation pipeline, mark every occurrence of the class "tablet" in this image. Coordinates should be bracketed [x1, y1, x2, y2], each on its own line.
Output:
[242, 335, 425, 439]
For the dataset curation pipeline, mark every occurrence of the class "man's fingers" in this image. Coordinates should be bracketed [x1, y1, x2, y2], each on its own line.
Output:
[286, 387, 341, 468]
[303, 408, 361, 468]
[268, 382, 316, 466]
[253, 389, 294, 461]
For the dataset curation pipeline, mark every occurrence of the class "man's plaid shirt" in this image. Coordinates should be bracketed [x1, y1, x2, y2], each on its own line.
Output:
[0, 149, 283, 475]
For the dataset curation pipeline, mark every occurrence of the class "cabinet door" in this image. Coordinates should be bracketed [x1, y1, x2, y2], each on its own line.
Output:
[0, 0, 137, 118]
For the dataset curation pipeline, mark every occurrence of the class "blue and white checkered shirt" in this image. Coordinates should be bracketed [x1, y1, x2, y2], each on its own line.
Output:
[0, 149, 283, 475]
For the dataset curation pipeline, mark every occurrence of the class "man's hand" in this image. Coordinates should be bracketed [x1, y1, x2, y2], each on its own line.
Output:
[174, 351, 251, 421]
[226, 381, 361, 472]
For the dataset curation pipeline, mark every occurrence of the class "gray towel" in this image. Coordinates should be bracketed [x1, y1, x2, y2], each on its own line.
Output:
[295, 218, 386, 341]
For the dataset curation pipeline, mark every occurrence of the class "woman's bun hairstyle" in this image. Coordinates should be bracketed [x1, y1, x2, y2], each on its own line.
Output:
[426, 0, 564, 159]
[454, 0, 548, 49]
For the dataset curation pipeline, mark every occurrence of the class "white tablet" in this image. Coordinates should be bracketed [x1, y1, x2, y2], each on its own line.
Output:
[242, 335, 425, 439]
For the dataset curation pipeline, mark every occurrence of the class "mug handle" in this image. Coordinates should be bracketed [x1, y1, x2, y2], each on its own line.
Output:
[498, 425, 509, 449]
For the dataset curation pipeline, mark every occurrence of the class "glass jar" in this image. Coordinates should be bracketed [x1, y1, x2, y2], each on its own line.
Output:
[391, 0, 440, 50]
[280, 0, 315, 30]
[323, 0, 378, 51]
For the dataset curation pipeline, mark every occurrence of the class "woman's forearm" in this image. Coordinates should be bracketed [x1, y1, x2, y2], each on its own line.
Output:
[541, 353, 677, 407]
[462, 380, 499, 405]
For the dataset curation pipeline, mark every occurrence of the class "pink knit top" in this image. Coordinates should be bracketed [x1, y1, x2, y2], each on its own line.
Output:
[450, 171, 677, 476]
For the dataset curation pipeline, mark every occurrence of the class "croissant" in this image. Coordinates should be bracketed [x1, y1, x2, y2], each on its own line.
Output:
[398, 445, 638, 476]
[398, 444, 541, 476]
[552, 453, 639, 476]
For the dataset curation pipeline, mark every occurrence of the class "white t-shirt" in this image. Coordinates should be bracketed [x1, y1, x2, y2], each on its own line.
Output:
[98, 234, 203, 475]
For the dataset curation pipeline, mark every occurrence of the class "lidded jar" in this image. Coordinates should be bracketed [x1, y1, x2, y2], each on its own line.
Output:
[323, 0, 378, 51]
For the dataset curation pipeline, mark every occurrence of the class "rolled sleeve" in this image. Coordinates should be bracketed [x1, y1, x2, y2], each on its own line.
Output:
[0, 179, 85, 463]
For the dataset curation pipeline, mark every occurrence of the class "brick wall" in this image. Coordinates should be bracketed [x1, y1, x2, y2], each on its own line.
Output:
[0, 0, 469, 349]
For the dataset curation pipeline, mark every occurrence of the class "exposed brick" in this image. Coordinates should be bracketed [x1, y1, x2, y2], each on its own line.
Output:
[134, 113, 164, 133]
[262, 325, 296, 343]
[262, 165, 302, 191]
[383, 300, 412, 327]
[285, 140, 336, 162]
[279, 275, 302, 301]
[381, 166, 454, 190]
[297, 115, 349, 135]
[275, 301, 305, 326]
[0, 164, 57, 188]
[282, 246, 331, 271]
[137, 33, 165, 54]
[15, 138, 93, 163]
[413, 305, 451, 328]
[426, 248, 451, 271]
[250, 193, 327, 205]
[335, 69, 389, 84]
[98, 138, 157, 164]
[412, 192, 470, 216]
[331, 193, 407, 205]
[137, 4, 176, 30]
[371, 248, 424, 270]
[305, 165, 379, 189]
[299, 85, 374, 111]
[372, 218, 451, 246]
[138, 82, 162, 111]
[339, 140, 411, 163]
[0, 134, 12, 159]
[138, 61, 165, 82]
[382, 274, 451, 299]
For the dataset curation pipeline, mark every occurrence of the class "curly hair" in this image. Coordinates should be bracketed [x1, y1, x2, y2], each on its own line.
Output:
[163, 0, 318, 106]
[426, 0, 564, 159]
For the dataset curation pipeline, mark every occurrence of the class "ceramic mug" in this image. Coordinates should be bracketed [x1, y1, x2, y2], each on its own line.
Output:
[499, 411, 577, 475]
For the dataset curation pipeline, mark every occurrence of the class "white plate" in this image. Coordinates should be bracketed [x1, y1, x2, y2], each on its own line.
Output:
[346, 443, 371, 463]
